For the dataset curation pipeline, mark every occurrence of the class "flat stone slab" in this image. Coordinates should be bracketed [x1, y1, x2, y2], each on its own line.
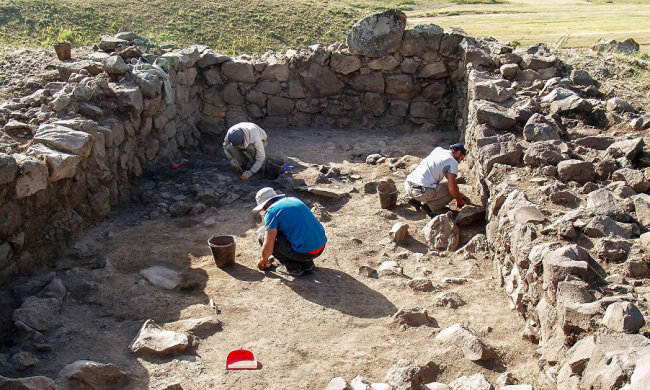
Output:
[139, 266, 181, 290]
[295, 185, 352, 199]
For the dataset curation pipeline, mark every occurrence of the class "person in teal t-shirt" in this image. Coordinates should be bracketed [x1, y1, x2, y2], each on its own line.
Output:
[253, 187, 327, 277]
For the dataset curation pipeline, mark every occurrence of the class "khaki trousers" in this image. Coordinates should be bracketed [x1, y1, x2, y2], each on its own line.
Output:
[404, 180, 453, 212]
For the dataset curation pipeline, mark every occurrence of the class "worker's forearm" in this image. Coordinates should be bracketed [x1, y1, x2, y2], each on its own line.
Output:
[449, 183, 463, 201]
[261, 240, 274, 261]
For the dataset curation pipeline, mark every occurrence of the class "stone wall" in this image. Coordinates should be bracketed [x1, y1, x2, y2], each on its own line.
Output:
[460, 38, 650, 389]
[0, 12, 466, 283]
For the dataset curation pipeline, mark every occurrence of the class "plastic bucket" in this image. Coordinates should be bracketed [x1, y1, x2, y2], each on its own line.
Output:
[208, 235, 236, 268]
[377, 182, 398, 209]
[264, 158, 284, 180]
[53, 42, 71, 61]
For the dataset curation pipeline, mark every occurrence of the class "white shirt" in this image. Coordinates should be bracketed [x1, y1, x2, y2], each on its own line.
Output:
[406, 147, 458, 188]
[223, 122, 268, 173]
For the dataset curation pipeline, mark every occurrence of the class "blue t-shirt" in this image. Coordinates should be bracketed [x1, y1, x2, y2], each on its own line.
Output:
[264, 197, 327, 253]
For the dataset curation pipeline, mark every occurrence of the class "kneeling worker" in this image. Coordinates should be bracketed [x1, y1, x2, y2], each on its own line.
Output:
[254, 187, 327, 277]
[405, 143, 467, 218]
[223, 122, 268, 180]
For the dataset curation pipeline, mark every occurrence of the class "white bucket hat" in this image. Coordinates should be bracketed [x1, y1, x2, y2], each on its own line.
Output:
[253, 187, 285, 212]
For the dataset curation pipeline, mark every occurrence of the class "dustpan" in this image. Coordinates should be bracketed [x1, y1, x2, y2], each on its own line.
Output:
[226, 349, 258, 370]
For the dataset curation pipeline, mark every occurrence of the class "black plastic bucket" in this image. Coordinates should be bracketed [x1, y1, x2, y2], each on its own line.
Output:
[208, 235, 236, 268]
[264, 158, 284, 180]
[377, 182, 398, 209]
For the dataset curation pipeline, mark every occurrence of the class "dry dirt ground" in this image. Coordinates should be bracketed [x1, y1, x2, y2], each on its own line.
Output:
[5, 126, 550, 389]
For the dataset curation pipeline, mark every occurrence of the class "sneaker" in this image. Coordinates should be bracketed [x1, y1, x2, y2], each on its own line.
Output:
[408, 198, 422, 211]
[276, 265, 304, 277]
[301, 263, 316, 274]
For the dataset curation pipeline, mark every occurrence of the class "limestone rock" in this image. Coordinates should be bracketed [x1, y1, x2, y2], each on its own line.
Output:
[129, 319, 189, 356]
[383, 359, 423, 390]
[423, 212, 459, 251]
[601, 301, 645, 333]
[478, 141, 522, 174]
[34, 123, 93, 157]
[606, 137, 643, 160]
[586, 189, 629, 222]
[436, 323, 493, 361]
[634, 193, 650, 228]
[558, 159, 596, 184]
[433, 292, 465, 308]
[378, 261, 402, 277]
[474, 100, 517, 130]
[448, 373, 492, 390]
[523, 113, 561, 142]
[389, 222, 409, 244]
[26, 144, 80, 182]
[392, 307, 430, 327]
[59, 360, 128, 390]
[98, 35, 127, 51]
[346, 9, 407, 57]
[582, 216, 638, 239]
[523, 140, 568, 167]
[594, 238, 632, 262]
[326, 377, 352, 390]
[607, 97, 635, 113]
[581, 333, 650, 389]
[421, 383, 450, 390]
[330, 53, 362, 75]
[612, 168, 649, 193]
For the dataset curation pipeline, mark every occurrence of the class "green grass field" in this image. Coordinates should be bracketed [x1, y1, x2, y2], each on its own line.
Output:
[0, 0, 648, 54]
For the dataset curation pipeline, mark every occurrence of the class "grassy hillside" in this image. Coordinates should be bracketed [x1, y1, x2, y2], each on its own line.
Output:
[0, 0, 371, 55]
[0, 0, 649, 55]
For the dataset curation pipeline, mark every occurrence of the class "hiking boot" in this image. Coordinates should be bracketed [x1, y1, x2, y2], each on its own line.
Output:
[276, 265, 304, 277]
[408, 198, 422, 211]
[421, 204, 436, 218]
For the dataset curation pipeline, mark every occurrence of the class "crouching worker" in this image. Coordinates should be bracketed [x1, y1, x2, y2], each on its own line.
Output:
[223, 122, 268, 180]
[253, 187, 327, 277]
[405, 143, 467, 218]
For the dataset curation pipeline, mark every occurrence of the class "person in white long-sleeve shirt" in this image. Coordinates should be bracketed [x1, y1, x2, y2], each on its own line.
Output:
[404, 143, 467, 218]
[223, 122, 268, 180]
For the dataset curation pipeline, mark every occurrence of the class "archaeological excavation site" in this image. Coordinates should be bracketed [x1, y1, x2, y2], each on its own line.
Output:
[1, 8, 649, 390]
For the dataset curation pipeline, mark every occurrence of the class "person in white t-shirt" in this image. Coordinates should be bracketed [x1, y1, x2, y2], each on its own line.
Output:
[223, 122, 268, 180]
[404, 143, 467, 218]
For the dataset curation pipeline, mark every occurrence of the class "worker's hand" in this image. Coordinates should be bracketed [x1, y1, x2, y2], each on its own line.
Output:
[229, 159, 242, 172]
[456, 198, 466, 208]
[241, 170, 253, 180]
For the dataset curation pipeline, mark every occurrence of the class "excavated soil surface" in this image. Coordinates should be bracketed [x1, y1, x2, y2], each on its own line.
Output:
[3, 127, 549, 389]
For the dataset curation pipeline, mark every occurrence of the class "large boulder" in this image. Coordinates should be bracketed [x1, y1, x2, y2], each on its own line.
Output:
[26, 144, 80, 182]
[581, 333, 650, 389]
[346, 9, 407, 57]
[473, 100, 517, 130]
[222, 60, 256, 83]
[422, 212, 459, 251]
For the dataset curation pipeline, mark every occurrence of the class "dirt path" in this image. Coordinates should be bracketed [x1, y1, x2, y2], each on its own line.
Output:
[12, 127, 546, 389]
